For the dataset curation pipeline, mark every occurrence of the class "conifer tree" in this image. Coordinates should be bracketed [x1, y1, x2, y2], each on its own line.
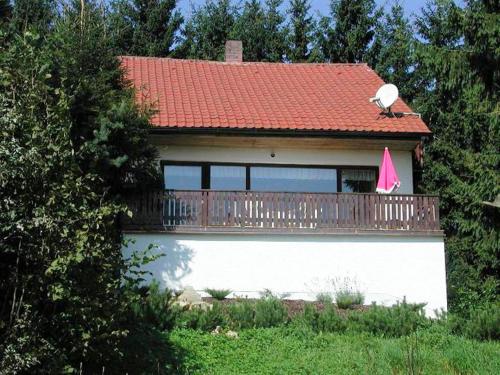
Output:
[368, 1, 416, 101]
[262, 0, 287, 62]
[322, 0, 381, 63]
[110, 0, 183, 57]
[230, 0, 287, 62]
[231, 0, 266, 61]
[414, 0, 499, 313]
[10, 0, 54, 33]
[287, 0, 313, 62]
[176, 0, 236, 60]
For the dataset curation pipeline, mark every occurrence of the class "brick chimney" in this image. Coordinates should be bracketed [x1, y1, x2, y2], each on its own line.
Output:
[225, 40, 243, 63]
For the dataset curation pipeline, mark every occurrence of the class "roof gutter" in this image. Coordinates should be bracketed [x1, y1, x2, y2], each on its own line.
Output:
[148, 126, 431, 141]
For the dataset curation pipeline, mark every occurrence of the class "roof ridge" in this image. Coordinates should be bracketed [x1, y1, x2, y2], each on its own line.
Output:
[119, 55, 369, 67]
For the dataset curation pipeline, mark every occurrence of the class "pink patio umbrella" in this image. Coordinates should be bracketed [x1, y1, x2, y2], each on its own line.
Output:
[376, 147, 401, 194]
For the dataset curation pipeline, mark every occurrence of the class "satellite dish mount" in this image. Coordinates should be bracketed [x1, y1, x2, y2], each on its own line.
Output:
[369, 84, 399, 114]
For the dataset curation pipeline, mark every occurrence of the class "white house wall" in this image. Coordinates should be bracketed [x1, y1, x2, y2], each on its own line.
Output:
[156, 145, 414, 194]
[124, 233, 447, 316]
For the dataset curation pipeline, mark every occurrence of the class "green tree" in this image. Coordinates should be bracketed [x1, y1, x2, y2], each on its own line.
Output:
[230, 0, 287, 62]
[231, 0, 266, 61]
[262, 0, 287, 62]
[368, 1, 416, 101]
[0, 1, 164, 372]
[9, 0, 54, 33]
[176, 0, 236, 60]
[109, 0, 183, 57]
[414, 0, 499, 313]
[287, 0, 313, 62]
[322, 0, 381, 63]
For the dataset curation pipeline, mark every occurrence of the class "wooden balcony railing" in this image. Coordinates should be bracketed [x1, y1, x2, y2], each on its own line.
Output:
[122, 190, 441, 233]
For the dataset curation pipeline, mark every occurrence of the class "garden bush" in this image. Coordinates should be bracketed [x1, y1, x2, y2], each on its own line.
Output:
[227, 301, 255, 330]
[300, 304, 346, 334]
[443, 302, 500, 341]
[254, 296, 289, 328]
[335, 290, 365, 309]
[129, 281, 176, 332]
[316, 292, 333, 304]
[346, 301, 429, 337]
[174, 302, 226, 331]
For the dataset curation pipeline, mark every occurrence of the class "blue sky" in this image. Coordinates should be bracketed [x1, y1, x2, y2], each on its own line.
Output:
[176, 1, 458, 19]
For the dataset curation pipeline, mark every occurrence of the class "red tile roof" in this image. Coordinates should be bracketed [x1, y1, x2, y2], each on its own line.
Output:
[121, 56, 430, 135]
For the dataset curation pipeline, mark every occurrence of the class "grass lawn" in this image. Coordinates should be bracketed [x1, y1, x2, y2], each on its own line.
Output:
[170, 327, 500, 374]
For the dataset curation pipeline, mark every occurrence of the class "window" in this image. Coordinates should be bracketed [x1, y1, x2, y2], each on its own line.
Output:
[250, 166, 337, 193]
[210, 165, 246, 190]
[164, 165, 202, 190]
[162, 162, 376, 194]
[341, 169, 376, 193]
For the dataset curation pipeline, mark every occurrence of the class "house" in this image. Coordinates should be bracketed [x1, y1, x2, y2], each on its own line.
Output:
[121, 41, 447, 315]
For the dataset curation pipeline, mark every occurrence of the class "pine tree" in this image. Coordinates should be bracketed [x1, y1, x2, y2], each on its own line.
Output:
[109, 0, 183, 57]
[368, 1, 416, 101]
[230, 0, 287, 62]
[414, 0, 499, 313]
[323, 0, 381, 63]
[10, 0, 54, 33]
[231, 0, 266, 61]
[176, 0, 236, 60]
[262, 0, 287, 62]
[287, 0, 313, 62]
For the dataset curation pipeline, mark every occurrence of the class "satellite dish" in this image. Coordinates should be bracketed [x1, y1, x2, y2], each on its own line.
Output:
[369, 84, 399, 111]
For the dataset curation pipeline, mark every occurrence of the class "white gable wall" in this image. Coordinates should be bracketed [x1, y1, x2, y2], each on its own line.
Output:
[156, 144, 414, 194]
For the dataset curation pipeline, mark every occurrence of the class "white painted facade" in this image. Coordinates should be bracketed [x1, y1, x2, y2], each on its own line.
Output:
[156, 143, 415, 194]
[124, 233, 447, 315]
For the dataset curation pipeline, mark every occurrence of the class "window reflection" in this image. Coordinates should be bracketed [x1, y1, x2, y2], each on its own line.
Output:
[210, 166, 246, 190]
[164, 165, 202, 190]
[341, 169, 376, 193]
[251, 167, 337, 193]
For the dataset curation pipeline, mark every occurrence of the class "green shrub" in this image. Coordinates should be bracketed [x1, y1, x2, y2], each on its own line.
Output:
[336, 290, 365, 309]
[316, 292, 333, 304]
[174, 303, 226, 331]
[300, 304, 346, 333]
[227, 301, 255, 330]
[254, 297, 289, 328]
[347, 301, 429, 337]
[204, 288, 232, 300]
[129, 281, 176, 332]
[461, 302, 500, 340]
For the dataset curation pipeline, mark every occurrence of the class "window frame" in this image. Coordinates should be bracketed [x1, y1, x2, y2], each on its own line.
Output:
[160, 161, 378, 193]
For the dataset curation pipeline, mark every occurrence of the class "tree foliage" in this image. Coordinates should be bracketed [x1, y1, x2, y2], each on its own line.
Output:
[414, 0, 499, 313]
[321, 0, 381, 63]
[368, 1, 416, 101]
[9, 0, 55, 34]
[229, 0, 287, 62]
[287, 0, 313, 62]
[0, 1, 163, 372]
[230, 0, 267, 61]
[110, 0, 183, 57]
[176, 0, 236, 60]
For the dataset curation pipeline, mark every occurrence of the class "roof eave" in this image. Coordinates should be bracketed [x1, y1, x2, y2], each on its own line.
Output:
[148, 126, 431, 140]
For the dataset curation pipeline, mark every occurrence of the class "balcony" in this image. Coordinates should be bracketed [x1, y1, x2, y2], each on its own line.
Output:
[122, 190, 441, 235]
